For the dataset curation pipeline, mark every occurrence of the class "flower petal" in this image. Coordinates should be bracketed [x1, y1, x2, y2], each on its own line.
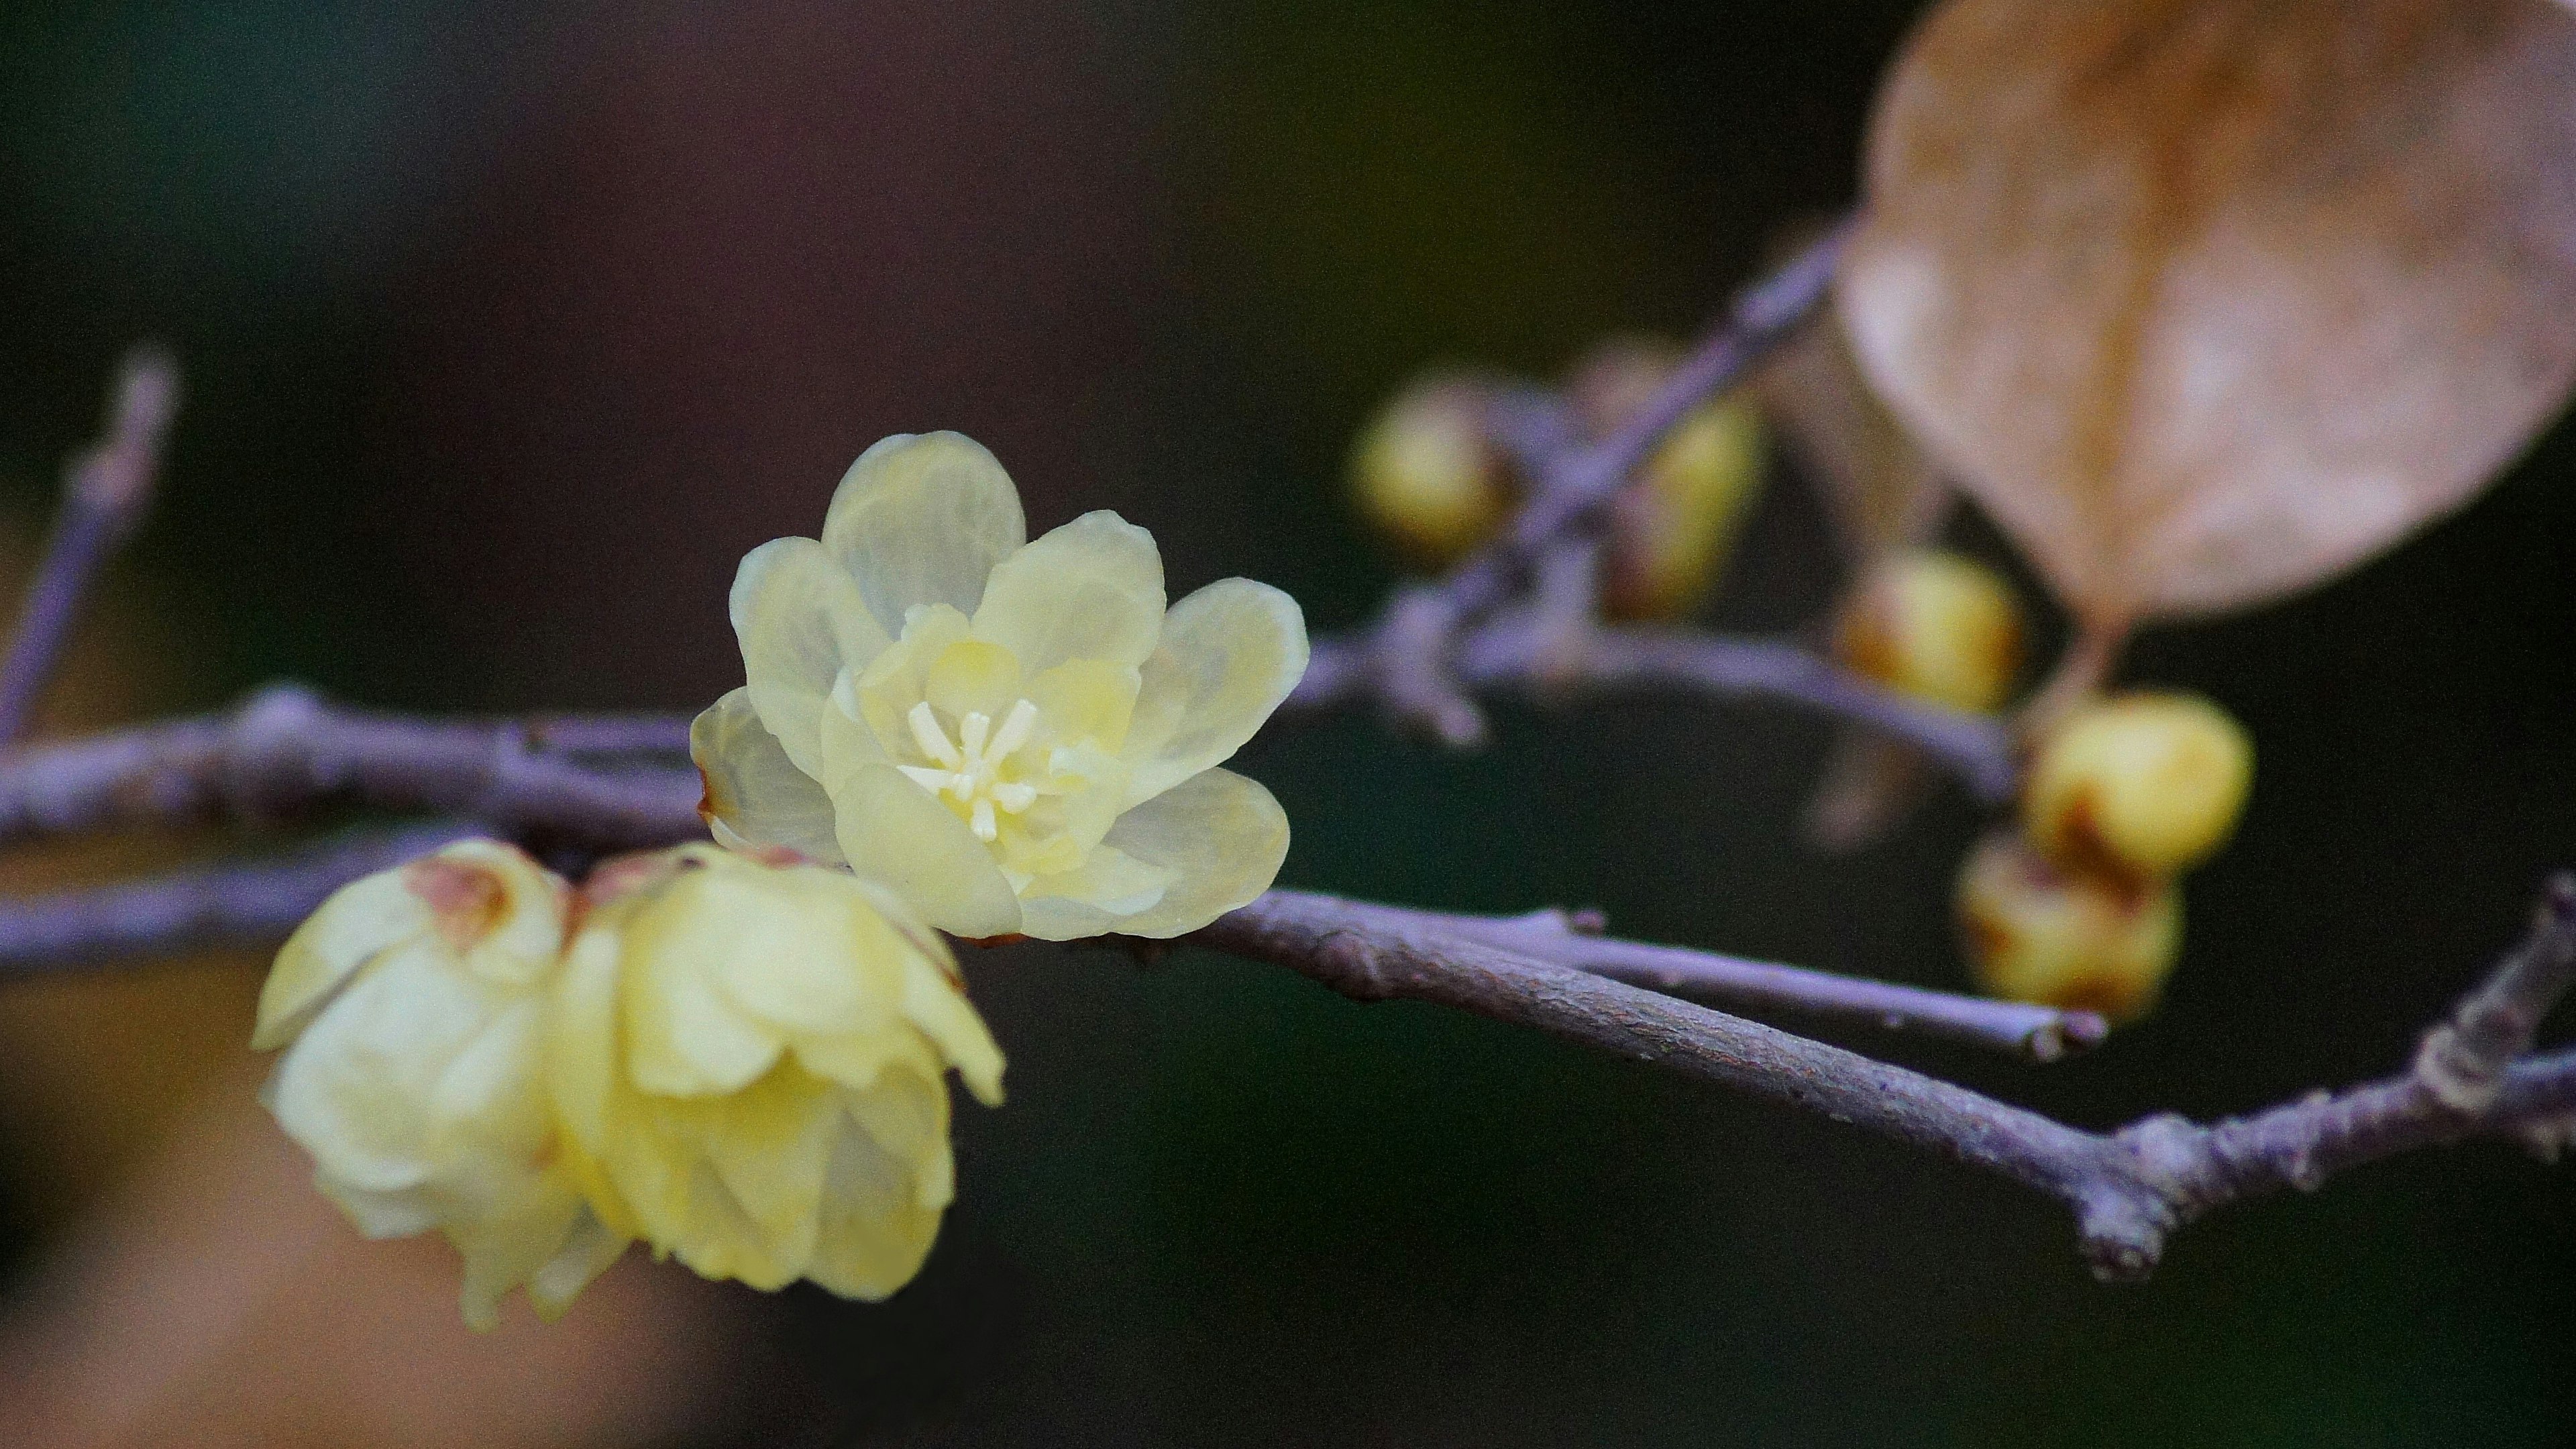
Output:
[1122, 579, 1309, 807]
[822, 433, 1028, 633]
[1026, 659, 1140, 753]
[731, 537, 892, 775]
[1016, 845, 1182, 942]
[803, 1098, 949, 1301]
[923, 639, 1024, 725]
[970, 511, 1166, 674]
[692, 688, 848, 866]
[1095, 769, 1289, 938]
[621, 911, 788, 1099]
[826, 763, 1024, 938]
[253, 867, 431, 1050]
[853, 604, 973, 759]
[268, 945, 503, 1192]
[525, 1207, 630, 1322]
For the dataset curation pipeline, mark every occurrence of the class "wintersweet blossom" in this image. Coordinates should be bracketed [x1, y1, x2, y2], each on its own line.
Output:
[254, 839, 626, 1329]
[694, 431, 1309, 941]
[547, 845, 1004, 1299]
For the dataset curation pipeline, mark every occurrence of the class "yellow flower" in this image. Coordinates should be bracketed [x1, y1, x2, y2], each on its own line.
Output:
[694, 431, 1309, 941]
[254, 839, 627, 1329]
[547, 845, 1004, 1300]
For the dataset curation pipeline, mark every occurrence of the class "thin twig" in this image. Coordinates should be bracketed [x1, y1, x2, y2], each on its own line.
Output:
[1409, 905, 2102, 1059]
[0, 347, 182, 745]
[0, 684, 703, 850]
[1286, 621, 2018, 804]
[2412, 873, 2576, 1111]
[1201, 882, 2576, 1280]
[0, 822, 472, 973]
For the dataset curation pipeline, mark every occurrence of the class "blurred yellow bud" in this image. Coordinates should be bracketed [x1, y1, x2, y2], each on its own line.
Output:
[697, 431, 1305, 942]
[1568, 337, 1768, 621]
[2024, 690, 2254, 879]
[1831, 548, 2027, 712]
[254, 839, 626, 1330]
[1348, 376, 1511, 566]
[549, 845, 1004, 1301]
[1955, 831, 2180, 1025]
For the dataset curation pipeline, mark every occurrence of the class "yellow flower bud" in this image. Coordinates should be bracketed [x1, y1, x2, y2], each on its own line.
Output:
[1348, 376, 1510, 566]
[2024, 691, 2254, 879]
[1831, 549, 2027, 712]
[696, 431, 1305, 943]
[1955, 831, 2180, 1025]
[548, 845, 1004, 1301]
[254, 839, 626, 1329]
[1567, 337, 1768, 621]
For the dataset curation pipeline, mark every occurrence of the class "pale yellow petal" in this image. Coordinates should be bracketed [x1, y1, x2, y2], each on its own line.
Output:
[822, 433, 1028, 633]
[897, 961, 1006, 1107]
[1026, 659, 1140, 753]
[253, 868, 430, 1050]
[449, 1182, 588, 1331]
[547, 927, 624, 1155]
[853, 604, 973, 757]
[826, 764, 1024, 939]
[802, 1108, 946, 1301]
[665, 1156, 803, 1291]
[421, 998, 553, 1180]
[1122, 579, 1309, 807]
[923, 639, 1024, 724]
[268, 946, 502, 1192]
[621, 892, 789, 1098]
[969, 511, 1166, 673]
[791, 1016, 945, 1097]
[692, 688, 847, 866]
[1095, 768, 1289, 938]
[690, 1067, 840, 1256]
[525, 1208, 630, 1322]
[702, 871, 898, 1039]
[732, 537, 892, 775]
[1016, 845, 1183, 943]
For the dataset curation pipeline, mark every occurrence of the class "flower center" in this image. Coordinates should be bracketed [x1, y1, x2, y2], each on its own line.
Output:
[898, 699, 1042, 842]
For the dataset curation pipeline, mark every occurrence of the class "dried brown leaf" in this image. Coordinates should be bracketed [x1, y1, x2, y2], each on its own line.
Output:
[1841, 0, 2576, 629]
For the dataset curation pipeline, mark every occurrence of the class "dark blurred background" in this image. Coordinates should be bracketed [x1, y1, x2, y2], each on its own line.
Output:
[0, 1, 2571, 1444]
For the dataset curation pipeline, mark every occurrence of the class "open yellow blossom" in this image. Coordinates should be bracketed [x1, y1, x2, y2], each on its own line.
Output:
[254, 839, 627, 1329]
[694, 431, 1308, 941]
[547, 845, 1004, 1299]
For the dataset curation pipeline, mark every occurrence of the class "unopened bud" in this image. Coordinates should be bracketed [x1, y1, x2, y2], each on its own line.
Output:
[1831, 549, 2026, 712]
[1568, 337, 1768, 620]
[1350, 376, 1509, 566]
[1955, 831, 2180, 1024]
[2024, 691, 2253, 880]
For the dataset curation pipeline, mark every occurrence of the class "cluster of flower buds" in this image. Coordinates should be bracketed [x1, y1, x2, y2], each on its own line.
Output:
[1348, 339, 1768, 619]
[1960, 692, 2254, 1023]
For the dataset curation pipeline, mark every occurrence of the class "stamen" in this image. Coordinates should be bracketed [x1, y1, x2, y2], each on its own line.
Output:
[989, 698, 1039, 759]
[897, 764, 955, 795]
[959, 710, 991, 759]
[908, 702, 962, 768]
[969, 798, 998, 841]
[991, 782, 1039, 813]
